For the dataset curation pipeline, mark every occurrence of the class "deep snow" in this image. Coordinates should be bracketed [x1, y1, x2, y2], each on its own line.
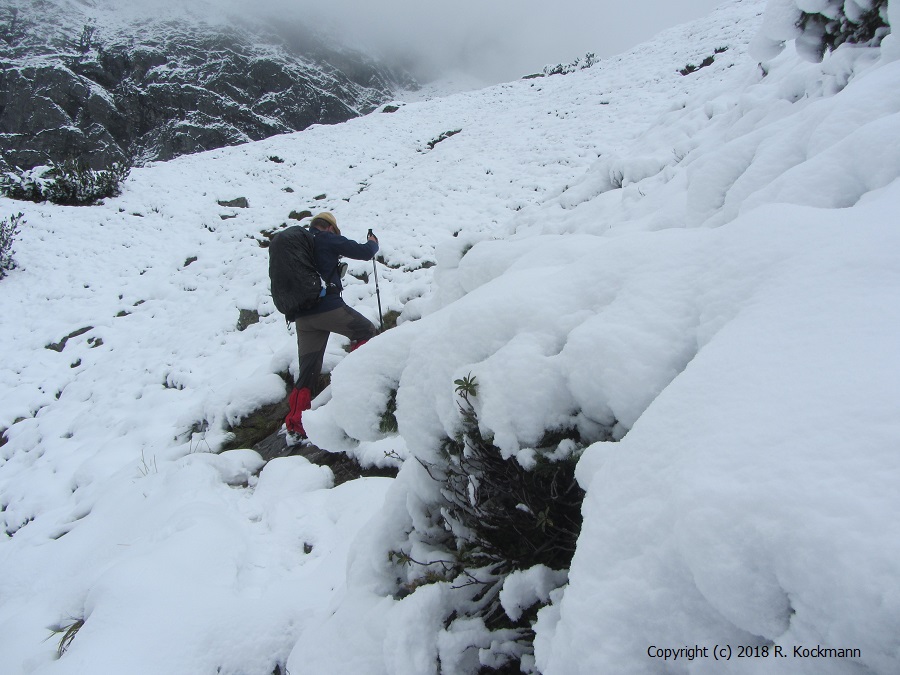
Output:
[2, 0, 899, 673]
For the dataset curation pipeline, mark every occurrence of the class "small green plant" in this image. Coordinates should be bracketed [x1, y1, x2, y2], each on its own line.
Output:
[453, 373, 479, 398]
[49, 617, 84, 658]
[381, 309, 401, 330]
[379, 389, 398, 434]
[0, 212, 23, 279]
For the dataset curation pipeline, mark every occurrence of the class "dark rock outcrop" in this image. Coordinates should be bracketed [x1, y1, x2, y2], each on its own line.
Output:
[219, 386, 399, 485]
[0, 1, 413, 170]
[253, 430, 398, 486]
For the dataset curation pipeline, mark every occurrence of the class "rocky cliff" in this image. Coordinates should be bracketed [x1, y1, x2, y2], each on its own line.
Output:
[0, 0, 412, 171]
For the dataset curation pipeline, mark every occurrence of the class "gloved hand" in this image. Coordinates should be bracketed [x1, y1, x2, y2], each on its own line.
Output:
[367, 228, 378, 244]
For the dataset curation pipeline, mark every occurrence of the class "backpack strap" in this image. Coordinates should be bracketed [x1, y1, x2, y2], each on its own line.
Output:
[311, 228, 343, 294]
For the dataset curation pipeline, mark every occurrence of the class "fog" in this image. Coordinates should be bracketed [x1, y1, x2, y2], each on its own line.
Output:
[101, 0, 726, 84]
[284, 0, 726, 83]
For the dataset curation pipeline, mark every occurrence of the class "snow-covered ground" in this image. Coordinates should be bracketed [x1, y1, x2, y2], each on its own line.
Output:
[2, 0, 899, 672]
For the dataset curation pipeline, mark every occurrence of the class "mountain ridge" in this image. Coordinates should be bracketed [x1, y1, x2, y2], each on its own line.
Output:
[0, 0, 413, 170]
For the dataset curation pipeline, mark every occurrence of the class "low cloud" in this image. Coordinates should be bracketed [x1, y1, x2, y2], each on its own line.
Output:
[294, 0, 725, 82]
[103, 0, 725, 84]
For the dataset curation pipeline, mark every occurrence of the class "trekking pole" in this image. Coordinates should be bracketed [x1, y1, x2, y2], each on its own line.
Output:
[369, 230, 384, 330]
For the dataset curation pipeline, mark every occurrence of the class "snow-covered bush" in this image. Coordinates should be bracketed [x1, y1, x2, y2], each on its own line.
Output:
[0, 212, 23, 279]
[798, 0, 889, 58]
[752, 0, 890, 61]
[435, 376, 584, 576]
[1, 161, 130, 206]
[559, 152, 671, 207]
[392, 375, 585, 670]
[679, 47, 729, 75]
[542, 52, 597, 76]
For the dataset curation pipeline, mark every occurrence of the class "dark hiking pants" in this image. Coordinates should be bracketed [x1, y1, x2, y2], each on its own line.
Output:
[294, 303, 377, 393]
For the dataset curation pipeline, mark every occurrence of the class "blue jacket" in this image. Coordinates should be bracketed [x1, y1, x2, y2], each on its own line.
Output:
[296, 228, 378, 316]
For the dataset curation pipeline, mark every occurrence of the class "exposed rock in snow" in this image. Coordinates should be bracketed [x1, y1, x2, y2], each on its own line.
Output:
[0, 0, 412, 170]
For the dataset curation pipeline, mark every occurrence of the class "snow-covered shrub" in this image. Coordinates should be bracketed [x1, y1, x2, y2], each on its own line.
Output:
[559, 152, 670, 207]
[395, 375, 584, 670]
[679, 47, 728, 75]
[752, 0, 890, 62]
[0, 212, 23, 279]
[543, 52, 597, 76]
[1, 161, 130, 206]
[437, 376, 584, 575]
[798, 0, 889, 59]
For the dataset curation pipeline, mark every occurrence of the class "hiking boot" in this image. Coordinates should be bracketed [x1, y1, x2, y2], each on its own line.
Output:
[284, 430, 307, 447]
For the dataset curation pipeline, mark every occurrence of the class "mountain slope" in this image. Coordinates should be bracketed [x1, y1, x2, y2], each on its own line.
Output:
[1, 0, 899, 673]
[0, 0, 409, 170]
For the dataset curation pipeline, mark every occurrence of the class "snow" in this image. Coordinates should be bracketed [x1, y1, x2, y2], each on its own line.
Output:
[2, 0, 900, 673]
[534, 197, 900, 675]
[500, 566, 569, 623]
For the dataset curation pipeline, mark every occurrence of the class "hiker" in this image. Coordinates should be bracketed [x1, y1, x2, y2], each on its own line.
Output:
[284, 211, 379, 439]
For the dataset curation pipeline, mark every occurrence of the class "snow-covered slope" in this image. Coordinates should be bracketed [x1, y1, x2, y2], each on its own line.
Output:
[2, 0, 899, 673]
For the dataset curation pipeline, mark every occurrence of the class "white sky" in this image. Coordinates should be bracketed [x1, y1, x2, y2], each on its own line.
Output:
[261, 0, 728, 83]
